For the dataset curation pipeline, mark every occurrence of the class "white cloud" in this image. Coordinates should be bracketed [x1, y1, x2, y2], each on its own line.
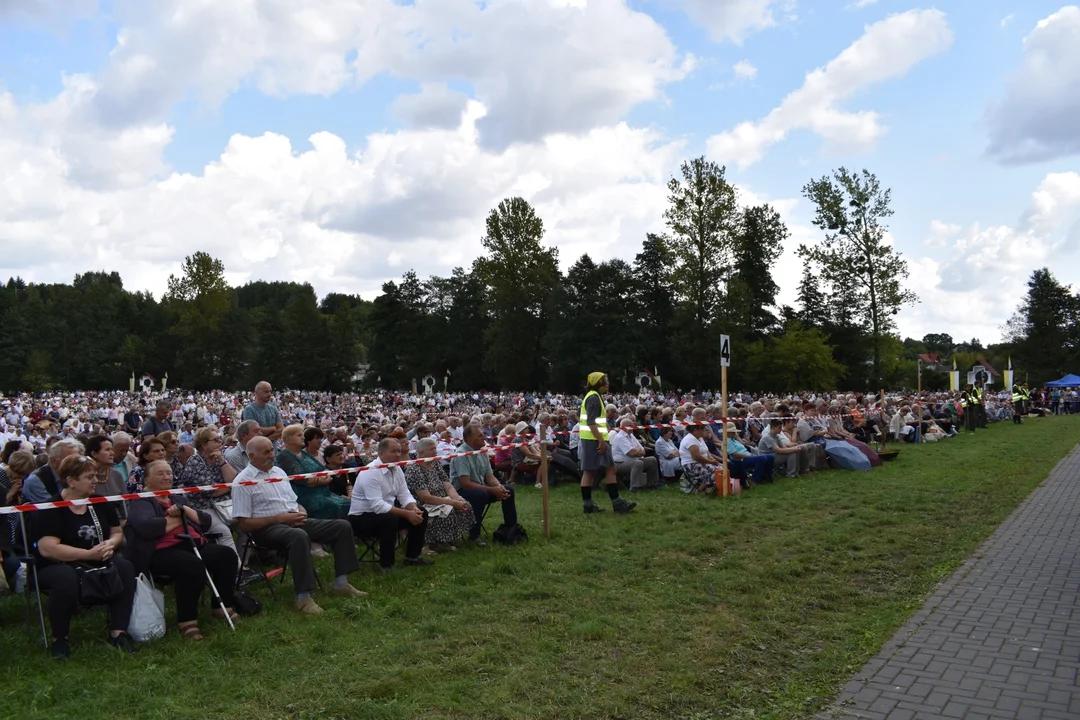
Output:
[391, 83, 470, 130]
[0, 0, 96, 23]
[707, 9, 953, 169]
[903, 172, 1080, 341]
[851, 0, 879, 8]
[733, 60, 758, 82]
[985, 6, 1080, 164]
[0, 95, 684, 297]
[682, 0, 780, 44]
[85, 0, 691, 149]
[925, 220, 960, 248]
[1000, 14, 1014, 28]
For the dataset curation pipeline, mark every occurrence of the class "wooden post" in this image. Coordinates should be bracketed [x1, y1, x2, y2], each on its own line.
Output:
[540, 442, 551, 539]
[916, 367, 922, 446]
[720, 365, 730, 497]
[879, 387, 886, 449]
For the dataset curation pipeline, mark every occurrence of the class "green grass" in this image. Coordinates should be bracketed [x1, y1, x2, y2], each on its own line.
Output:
[3, 417, 1079, 720]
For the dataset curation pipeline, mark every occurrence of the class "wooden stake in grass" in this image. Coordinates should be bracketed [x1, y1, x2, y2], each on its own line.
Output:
[540, 441, 551, 539]
[720, 334, 731, 497]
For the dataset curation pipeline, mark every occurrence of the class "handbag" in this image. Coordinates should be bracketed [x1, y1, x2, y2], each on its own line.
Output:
[74, 506, 125, 605]
[127, 574, 166, 642]
[212, 497, 233, 524]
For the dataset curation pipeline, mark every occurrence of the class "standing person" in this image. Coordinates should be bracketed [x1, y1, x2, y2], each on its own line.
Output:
[962, 385, 977, 434]
[242, 382, 284, 443]
[1012, 384, 1025, 424]
[578, 373, 636, 515]
[139, 400, 175, 440]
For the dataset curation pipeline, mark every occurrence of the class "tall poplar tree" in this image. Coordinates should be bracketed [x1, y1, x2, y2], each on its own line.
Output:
[799, 168, 916, 386]
[473, 197, 559, 389]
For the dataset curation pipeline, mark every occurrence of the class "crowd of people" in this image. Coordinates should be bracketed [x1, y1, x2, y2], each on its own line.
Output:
[0, 375, 1070, 659]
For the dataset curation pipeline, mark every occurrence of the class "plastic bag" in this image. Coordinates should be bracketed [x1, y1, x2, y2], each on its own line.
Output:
[128, 573, 166, 642]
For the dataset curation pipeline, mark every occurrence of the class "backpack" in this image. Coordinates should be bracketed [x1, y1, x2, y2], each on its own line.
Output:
[492, 523, 528, 545]
[232, 589, 261, 616]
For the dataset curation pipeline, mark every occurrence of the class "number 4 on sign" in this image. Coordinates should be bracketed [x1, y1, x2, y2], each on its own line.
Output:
[719, 335, 731, 367]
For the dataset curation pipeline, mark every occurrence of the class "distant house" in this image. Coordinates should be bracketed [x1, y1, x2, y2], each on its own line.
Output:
[973, 358, 1000, 377]
[918, 353, 944, 371]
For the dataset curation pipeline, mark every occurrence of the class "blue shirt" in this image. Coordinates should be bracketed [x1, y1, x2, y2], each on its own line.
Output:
[242, 402, 282, 429]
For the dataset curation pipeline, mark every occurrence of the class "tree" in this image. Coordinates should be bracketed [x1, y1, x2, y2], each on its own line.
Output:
[163, 252, 234, 389]
[729, 204, 788, 338]
[632, 234, 675, 383]
[1006, 268, 1080, 383]
[799, 168, 917, 386]
[743, 326, 845, 392]
[921, 333, 954, 355]
[664, 157, 740, 385]
[473, 198, 559, 389]
[546, 256, 636, 391]
[796, 265, 829, 329]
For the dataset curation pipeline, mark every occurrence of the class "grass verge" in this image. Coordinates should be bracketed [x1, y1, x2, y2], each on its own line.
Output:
[3, 416, 1078, 720]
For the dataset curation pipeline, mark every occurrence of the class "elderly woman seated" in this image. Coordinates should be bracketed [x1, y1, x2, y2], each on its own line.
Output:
[34, 454, 138, 658]
[276, 425, 350, 520]
[176, 426, 239, 557]
[403, 438, 475, 554]
[124, 460, 239, 640]
[678, 424, 721, 494]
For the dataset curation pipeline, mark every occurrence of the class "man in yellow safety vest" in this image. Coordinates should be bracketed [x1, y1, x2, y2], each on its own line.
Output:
[578, 372, 636, 515]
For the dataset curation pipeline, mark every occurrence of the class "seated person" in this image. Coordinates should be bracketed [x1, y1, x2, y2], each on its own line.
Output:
[34, 454, 138, 658]
[403, 438, 475, 554]
[276, 425, 349, 520]
[324, 444, 357, 497]
[724, 423, 774, 485]
[611, 419, 662, 491]
[176, 427, 239, 557]
[653, 427, 682, 481]
[757, 419, 810, 478]
[449, 424, 519, 546]
[678, 424, 720, 494]
[232, 437, 366, 615]
[124, 460, 238, 640]
[348, 437, 431, 570]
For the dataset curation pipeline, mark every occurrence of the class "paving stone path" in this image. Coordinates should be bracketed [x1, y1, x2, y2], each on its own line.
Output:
[822, 444, 1080, 720]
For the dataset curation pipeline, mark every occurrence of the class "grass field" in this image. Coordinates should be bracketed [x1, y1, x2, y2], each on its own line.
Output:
[3, 416, 1079, 720]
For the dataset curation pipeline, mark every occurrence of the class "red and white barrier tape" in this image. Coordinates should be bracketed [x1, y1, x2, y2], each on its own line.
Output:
[1, 441, 536, 515]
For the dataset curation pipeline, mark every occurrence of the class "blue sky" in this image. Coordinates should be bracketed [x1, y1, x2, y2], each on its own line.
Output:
[1, 0, 1078, 345]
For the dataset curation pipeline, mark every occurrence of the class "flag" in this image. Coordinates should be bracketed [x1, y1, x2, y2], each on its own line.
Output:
[1004, 357, 1014, 390]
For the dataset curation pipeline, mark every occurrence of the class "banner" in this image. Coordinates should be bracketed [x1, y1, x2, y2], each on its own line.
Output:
[1003, 369, 1014, 390]
[949, 371, 960, 392]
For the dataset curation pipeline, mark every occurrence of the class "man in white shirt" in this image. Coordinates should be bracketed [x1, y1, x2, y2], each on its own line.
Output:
[348, 437, 430, 570]
[610, 419, 662, 491]
[232, 436, 366, 615]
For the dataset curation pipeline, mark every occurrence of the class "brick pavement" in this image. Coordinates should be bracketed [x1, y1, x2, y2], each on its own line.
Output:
[822, 445, 1080, 720]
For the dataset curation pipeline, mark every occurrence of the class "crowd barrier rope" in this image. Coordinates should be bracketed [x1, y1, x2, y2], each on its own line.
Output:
[1, 408, 942, 515]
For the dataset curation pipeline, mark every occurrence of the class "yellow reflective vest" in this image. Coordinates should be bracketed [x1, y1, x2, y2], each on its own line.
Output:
[578, 390, 609, 441]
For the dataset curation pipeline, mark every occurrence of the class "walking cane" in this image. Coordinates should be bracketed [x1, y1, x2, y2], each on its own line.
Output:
[178, 513, 236, 631]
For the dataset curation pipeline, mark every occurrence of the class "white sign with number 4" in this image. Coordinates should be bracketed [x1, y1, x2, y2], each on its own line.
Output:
[719, 335, 731, 367]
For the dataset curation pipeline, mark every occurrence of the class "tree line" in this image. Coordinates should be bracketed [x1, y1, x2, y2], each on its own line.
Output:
[1, 158, 1074, 393]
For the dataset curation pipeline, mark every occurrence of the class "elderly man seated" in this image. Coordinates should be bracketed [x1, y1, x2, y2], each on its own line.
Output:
[611, 419, 663, 491]
[232, 436, 366, 615]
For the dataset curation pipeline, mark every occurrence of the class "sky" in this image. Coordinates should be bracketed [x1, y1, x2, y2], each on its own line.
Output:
[1, 0, 1078, 345]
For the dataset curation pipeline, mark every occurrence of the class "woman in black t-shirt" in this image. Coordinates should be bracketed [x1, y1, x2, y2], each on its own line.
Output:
[34, 455, 137, 659]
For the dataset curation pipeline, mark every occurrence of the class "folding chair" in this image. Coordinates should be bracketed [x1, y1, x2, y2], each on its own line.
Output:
[477, 500, 494, 539]
[356, 535, 381, 569]
[236, 535, 288, 601]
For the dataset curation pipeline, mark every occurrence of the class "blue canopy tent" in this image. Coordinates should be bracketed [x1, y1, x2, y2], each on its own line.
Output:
[1047, 374, 1080, 387]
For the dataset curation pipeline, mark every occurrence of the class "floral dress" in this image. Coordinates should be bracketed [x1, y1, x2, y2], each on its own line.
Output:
[403, 462, 475, 545]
